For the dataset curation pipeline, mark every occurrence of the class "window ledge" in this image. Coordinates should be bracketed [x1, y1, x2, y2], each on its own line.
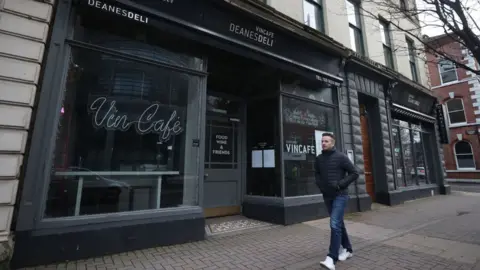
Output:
[448, 122, 470, 128]
[446, 169, 480, 173]
[432, 80, 463, 89]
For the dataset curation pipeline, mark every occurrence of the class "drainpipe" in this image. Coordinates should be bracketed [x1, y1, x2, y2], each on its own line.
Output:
[343, 59, 361, 212]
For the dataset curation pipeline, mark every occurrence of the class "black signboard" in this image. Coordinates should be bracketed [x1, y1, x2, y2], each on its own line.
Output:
[435, 104, 449, 144]
[390, 87, 436, 115]
[81, 0, 342, 82]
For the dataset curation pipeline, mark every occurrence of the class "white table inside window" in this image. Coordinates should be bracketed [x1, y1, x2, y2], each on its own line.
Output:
[54, 171, 180, 216]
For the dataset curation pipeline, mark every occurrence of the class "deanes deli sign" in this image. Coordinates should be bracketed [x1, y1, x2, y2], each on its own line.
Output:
[87, 0, 150, 24]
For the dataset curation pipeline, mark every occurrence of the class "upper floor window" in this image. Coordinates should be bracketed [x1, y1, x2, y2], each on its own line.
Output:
[379, 20, 394, 69]
[406, 37, 419, 82]
[304, 0, 324, 32]
[346, 0, 365, 55]
[446, 98, 466, 125]
[454, 141, 476, 169]
[438, 59, 458, 84]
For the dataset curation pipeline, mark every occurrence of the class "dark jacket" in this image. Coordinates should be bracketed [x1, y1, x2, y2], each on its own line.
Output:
[315, 147, 359, 198]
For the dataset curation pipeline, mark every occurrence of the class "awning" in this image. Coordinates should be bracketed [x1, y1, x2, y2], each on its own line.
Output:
[392, 103, 435, 123]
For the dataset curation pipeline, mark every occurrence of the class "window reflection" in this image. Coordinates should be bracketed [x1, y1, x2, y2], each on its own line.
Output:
[303, 0, 324, 32]
[282, 96, 336, 196]
[45, 47, 202, 218]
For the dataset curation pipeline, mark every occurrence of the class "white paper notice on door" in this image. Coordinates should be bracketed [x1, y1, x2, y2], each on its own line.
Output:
[315, 130, 332, 156]
[252, 150, 263, 168]
[263, 149, 275, 168]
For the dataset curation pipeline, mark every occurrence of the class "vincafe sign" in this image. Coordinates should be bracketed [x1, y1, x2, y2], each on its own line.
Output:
[88, 97, 183, 143]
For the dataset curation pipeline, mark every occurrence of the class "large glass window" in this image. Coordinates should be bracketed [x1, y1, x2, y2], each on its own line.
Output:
[438, 59, 458, 84]
[446, 98, 467, 125]
[379, 20, 394, 69]
[346, 0, 365, 55]
[455, 141, 476, 169]
[392, 118, 431, 187]
[406, 37, 419, 82]
[44, 12, 204, 218]
[282, 96, 337, 197]
[304, 0, 324, 32]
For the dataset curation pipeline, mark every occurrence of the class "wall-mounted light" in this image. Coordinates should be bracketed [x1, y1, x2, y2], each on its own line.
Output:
[456, 133, 463, 141]
[449, 92, 455, 99]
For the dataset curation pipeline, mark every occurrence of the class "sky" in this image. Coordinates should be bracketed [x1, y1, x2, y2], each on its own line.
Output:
[417, 0, 480, 37]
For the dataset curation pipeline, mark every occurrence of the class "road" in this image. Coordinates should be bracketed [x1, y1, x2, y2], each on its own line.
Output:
[22, 192, 480, 270]
[450, 183, 480, 193]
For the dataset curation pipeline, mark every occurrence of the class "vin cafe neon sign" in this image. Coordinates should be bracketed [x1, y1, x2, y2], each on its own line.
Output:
[88, 97, 183, 143]
[87, 0, 152, 24]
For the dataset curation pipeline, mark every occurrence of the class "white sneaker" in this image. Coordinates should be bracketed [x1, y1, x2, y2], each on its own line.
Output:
[320, 256, 335, 270]
[338, 248, 353, 261]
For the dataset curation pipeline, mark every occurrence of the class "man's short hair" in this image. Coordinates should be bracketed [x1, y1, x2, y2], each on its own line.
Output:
[322, 133, 335, 140]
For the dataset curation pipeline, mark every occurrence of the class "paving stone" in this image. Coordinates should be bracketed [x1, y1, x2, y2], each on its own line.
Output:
[19, 193, 480, 270]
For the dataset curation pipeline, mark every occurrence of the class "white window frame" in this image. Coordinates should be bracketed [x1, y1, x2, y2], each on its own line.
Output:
[445, 98, 467, 126]
[454, 141, 476, 170]
[438, 59, 458, 85]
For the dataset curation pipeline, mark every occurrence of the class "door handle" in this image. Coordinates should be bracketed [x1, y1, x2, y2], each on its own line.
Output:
[204, 173, 209, 178]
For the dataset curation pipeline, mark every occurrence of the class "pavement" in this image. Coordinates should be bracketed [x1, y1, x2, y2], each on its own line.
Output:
[23, 191, 480, 270]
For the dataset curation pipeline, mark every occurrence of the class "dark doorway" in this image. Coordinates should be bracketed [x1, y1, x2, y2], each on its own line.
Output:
[204, 49, 279, 217]
[358, 93, 387, 203]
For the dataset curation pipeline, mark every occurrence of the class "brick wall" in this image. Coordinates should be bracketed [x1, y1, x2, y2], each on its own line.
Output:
[443, 126, 480, 170]
[0, 0, 55, 259]
[426, 36, 480, 181]
[435, 82, 478, 124]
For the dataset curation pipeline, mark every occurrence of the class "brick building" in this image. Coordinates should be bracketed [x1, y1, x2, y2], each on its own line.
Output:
[426, 34, 480, 182]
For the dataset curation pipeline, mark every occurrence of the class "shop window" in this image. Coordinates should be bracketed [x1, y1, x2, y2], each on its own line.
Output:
[455, 141, 476, 169]
[392, 118, 431, 187]
[438, 59, 458, 84]
[44, 47, 203, 218]
[446, 98, 466, 125]
[379, 19, 394, 69]
[346, 0, 365, 55]
[246, 98, 281, 197]
[304, 0, 324, 32]
[282, 96, 336, 197]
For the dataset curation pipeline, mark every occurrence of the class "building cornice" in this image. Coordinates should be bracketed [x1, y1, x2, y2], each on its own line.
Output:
[223, 0, 349, 58]
[346, 51, 435, 98]
[223, 0, 434, 98]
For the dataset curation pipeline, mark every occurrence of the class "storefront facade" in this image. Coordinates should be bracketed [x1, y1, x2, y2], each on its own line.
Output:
[344, 56, 450, 207]
[12, 0, 349, 267]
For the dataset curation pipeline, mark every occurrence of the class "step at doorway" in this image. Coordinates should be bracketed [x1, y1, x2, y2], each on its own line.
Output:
[205, 215, 277, 236]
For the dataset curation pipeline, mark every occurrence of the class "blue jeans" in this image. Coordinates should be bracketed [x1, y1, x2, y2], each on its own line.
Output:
[324, 194, 352, 262]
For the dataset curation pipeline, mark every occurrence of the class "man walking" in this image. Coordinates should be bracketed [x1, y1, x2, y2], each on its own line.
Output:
[315, 133, 359, 270]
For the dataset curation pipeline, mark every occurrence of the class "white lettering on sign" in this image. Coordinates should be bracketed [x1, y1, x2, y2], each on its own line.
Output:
[285, 144, 316, 155]
[407, 94, 420, 106]
[212, 134, 231, 155]
[89, 97, 183, 143]
[87, 0, 150, 24]
[229, 23, 275, 47]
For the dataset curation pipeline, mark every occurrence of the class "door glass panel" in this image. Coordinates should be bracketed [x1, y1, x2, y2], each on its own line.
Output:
[210, 126, 234, 163]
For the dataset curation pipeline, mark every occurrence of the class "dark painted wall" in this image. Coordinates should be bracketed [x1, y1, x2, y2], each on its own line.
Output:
[343, 72, 395, 198]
